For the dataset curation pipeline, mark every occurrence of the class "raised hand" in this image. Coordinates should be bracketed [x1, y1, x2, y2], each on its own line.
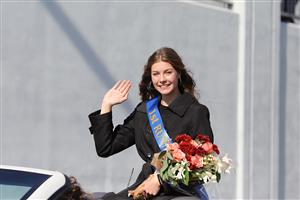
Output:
[100, 80, 131, 114]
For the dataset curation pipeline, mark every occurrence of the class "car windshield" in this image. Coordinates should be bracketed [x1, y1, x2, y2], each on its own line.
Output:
[0, 169, 50, 200]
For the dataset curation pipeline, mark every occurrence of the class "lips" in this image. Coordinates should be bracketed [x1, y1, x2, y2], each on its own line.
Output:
[158, 85, 171, 90]
[158, 84, 170, 88]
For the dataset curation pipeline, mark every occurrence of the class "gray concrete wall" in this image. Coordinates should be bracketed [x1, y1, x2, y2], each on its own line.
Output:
[240, 1, 300, 199]
[279, 23, 300, 200]
[242, 1, 282, 199]
[1, 1, 299, 199]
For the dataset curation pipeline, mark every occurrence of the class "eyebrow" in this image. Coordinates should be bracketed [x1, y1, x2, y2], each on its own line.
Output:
[151, 68, 174, 73]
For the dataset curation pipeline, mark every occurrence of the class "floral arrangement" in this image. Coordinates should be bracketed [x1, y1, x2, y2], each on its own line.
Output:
[128, 133, 232, 200]
[156, 133, 232, 186]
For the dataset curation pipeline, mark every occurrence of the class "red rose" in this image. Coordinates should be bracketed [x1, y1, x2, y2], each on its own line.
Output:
[201, 142, 214, 154]
[167, 143, 180, 152]
[186, 154, 191, 161]
[190, 140, 199, 148]
[213, 144, 220, 154]
[175, 134, 192, 143]
[189, 154, 203, 169]
[196, 134, 211, 143]
[172, 148, 186, 161]
[179, 141, 197, 156]
[196, 146, 207, 155]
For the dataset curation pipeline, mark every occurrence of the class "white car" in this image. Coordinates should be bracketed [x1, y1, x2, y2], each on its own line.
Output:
[0, 165, 200, 200]
[1, 165, 77, 200]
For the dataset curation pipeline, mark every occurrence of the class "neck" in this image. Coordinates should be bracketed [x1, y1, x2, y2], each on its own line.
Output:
[160, 89, 181, 106]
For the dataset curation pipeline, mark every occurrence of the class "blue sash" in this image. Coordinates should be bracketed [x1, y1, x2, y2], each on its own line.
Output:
[146, 96, 209, 200]
[146, 96, 172, 151]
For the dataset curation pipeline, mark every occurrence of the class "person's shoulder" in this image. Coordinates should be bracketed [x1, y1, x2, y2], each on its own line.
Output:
[135, 101, 147, 113]
[189, 98, 210, 113]
[123, 101, 146, 122]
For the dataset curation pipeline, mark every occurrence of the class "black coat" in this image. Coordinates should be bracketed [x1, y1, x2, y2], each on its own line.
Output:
[88, 93, 214, 200]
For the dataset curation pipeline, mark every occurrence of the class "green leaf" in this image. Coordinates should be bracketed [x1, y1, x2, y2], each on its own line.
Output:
[167, 166, 176, 178]
[167, 152, 173, 160]
[170, 180, 178, 187]
[182, 169, 189, 186]
[216, 172, 221, 182]
[173, 163, 180, 171]
[162, 171, 169, 182]
[158, 151, 166, 159]
[160, 159, 169, 174]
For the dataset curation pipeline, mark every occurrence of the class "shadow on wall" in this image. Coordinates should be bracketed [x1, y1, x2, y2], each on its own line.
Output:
[41, 0, 134, 112]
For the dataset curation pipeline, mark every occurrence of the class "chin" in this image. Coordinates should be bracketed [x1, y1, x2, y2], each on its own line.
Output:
[157, 89, 174, 96]
[159, 92, 171, 96]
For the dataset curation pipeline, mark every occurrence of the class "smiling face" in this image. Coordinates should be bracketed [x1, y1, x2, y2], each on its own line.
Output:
[151, 61, 180, 97]
[139, 47, 195, 101]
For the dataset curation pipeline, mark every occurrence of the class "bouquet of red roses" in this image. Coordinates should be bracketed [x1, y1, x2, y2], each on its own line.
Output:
[156, 133, 232, 186]
[128, 134, 232, 200]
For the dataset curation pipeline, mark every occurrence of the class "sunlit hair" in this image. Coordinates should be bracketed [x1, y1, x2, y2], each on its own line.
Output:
[61, 176, 94, 200]
[139, 47, 196, 101]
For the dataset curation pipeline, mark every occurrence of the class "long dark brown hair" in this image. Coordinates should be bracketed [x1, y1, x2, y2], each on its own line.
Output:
[139, 47, 196, 101]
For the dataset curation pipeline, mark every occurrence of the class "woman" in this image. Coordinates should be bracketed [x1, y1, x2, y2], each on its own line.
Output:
[88, 47, 213, 199]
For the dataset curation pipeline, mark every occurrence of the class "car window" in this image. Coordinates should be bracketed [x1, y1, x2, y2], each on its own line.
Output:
[0, 184, 32, 199]
[0, 169, 50, 200]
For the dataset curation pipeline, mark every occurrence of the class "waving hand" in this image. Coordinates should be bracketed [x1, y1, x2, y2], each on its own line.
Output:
[100, 80, 131, 114]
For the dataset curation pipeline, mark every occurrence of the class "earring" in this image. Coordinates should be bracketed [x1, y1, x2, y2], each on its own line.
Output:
[178, 76, 184, 90]
[147, 82, 153, 91]
[179, 76, 183, 86]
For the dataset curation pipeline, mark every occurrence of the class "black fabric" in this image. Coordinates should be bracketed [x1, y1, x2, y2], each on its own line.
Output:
[88, 93, 214, 200]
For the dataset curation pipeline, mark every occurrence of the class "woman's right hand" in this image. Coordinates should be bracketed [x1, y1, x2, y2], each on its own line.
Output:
[100, 80, 131, 114]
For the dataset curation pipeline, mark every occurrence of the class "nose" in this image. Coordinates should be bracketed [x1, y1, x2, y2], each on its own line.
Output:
[159, 74, 166, 83]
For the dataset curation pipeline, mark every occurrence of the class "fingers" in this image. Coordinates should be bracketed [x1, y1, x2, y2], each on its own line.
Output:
[119, 80, 131, 94]
[144, 190, 158, 196]
[128, 184, 145, 198]
[128, 190, 134, 197]
[112, 80, 122, 90]
[123, 91, 129, 101]
[113, 80, 131, 98]
[113, 80, 131, 90]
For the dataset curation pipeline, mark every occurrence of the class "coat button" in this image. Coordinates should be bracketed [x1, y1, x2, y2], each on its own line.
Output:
[147, 153, 152, 158]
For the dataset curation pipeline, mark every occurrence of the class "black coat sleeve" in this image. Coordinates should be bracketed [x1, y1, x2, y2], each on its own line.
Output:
[88, 109, 136, 157]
